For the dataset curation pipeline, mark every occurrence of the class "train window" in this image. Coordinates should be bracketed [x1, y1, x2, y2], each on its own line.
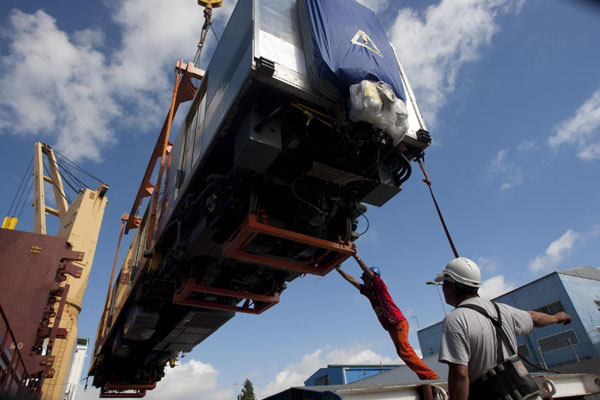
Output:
[193, 95, 207, 167]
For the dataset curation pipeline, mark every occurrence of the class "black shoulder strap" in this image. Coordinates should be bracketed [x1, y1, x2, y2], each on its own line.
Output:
[458, 302, 515, 363]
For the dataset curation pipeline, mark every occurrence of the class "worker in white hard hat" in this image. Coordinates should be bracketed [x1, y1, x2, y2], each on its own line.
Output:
[434, 257, 573, 400]
[336, 249, 439, 380]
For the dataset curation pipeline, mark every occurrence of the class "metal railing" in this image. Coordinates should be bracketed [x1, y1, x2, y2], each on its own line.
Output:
[0, 304, 40, 400]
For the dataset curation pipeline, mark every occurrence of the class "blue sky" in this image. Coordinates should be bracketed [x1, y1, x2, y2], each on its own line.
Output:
[1, 0, 599, 398]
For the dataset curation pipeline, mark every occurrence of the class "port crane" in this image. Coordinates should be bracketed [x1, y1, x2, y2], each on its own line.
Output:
[1, 142, 108, 399]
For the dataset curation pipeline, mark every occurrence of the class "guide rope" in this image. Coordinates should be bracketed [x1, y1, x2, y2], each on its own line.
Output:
[416, 154, 459, 258]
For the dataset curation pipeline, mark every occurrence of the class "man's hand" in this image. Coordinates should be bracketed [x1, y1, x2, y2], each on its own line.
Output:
[528, 310, 573, 327]
[555, 312, 572, 325]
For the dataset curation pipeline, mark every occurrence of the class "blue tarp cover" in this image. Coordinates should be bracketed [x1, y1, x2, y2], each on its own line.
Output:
[304, 0, 406, 100]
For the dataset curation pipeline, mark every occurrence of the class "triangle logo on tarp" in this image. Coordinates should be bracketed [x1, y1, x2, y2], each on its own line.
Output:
[351, 30, 383, 58]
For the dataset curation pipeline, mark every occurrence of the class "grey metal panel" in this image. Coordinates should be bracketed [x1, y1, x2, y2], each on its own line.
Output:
[203, 0, 254, 151]
[157, 122, 186, 236]
[234, 109, 282, 174]
[192, 96, 207, 169]
[255, 0, 324, 103]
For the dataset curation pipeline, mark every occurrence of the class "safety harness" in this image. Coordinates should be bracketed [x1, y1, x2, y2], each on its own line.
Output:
[458, 302, 541, 400]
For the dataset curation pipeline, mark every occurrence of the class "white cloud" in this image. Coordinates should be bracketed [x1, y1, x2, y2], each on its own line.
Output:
[0, 10, 120, 162]
[78, 345, 395, 400]
[549, 88, 600, 160]
[0, 2, 237, 162]
[146, 360, 233, 400]
[76, 360, 234, 400]
[516, 140, 537, 152]
[486, 149, 523, 191]
[257, 345, 397, 398]
[529, 229, 580, 273]
[479, 274, 515, 299]
[356, 0, 390, 13]
[388, 0, 524, 125]
[476, 256, 500, 272]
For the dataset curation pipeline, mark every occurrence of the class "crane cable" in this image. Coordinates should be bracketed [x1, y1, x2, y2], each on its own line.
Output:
[5, 156, 33, 218]
[416, 154, 459, 258]
[193, 6, 216, 66]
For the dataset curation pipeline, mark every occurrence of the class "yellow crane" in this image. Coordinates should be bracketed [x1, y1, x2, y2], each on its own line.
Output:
[3, 142, 109, 400]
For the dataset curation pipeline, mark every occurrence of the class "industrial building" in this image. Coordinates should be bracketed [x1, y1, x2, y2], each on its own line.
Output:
[304, 364, 403, 386]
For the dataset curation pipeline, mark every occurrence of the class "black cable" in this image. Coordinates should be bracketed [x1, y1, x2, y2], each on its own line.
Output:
[14, 168, 33, 220]
[53, 149, 104, 184]
[211, 25, 219, 43]
[56, 164, 81, 196]
[56, 158, 89, 192]
[43, 162, 72, 204]
[7, 156, 33, 217]
[56, 150, 103, 183]
[17, 178, 34, 219]
[358, 214, 370, 236]
[6, 156, 33, 216]
[396, 152, 412, 185]
[291, 177, 326, 216]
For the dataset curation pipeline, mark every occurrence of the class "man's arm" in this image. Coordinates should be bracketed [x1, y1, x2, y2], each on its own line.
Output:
[336, 265, 361, 290]
[352, 252, 374, 279]
[527, 311, 572, 328]
[447, 363, 469, 400]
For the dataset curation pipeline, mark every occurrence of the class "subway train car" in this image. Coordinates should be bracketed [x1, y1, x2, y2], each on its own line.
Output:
[90, 0, 431, 396]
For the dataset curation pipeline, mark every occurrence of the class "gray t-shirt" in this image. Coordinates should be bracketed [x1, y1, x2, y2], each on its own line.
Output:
[439, 297, 534, 381]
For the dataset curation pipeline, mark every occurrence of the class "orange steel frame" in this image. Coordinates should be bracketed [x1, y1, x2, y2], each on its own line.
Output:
[223, 214, 355, 276]
[100, 382, 156, 398]
[125, 61, 204, 235]
[173, 278, 280, 314]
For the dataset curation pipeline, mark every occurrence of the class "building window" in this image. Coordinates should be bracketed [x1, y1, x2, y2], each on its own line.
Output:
[535, 301, 565, 315]
[594, 300, 600, 310]
[517, 344, 531, 358]
[537, 329, 579, 353]
[315, 375, 329, 386]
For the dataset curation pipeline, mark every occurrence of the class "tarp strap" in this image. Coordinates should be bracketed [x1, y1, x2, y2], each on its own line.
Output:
[416, 155, 459, 258]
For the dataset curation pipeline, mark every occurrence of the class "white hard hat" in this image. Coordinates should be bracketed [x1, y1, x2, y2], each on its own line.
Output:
[435, 257, 481, 288]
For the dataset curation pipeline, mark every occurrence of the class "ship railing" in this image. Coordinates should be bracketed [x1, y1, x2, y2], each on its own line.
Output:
[0, 304, 40, 399]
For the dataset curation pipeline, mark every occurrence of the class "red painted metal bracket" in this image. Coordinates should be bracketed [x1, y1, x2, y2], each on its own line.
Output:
[100, 382, 156, 398]
[173, 278, 280, 314]
[223, 214, 355, 276]
[99, 392, 146, 399]
[125, 61, 205, 234]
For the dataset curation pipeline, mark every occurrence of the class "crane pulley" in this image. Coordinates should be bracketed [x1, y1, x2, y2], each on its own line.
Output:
[193, 0, 224, 65]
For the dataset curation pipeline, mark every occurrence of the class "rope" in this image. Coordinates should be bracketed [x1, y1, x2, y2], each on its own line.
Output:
[43, 162, 72, 204]
[58, 162, 87, 192]
[211, 24, 220, 43]
[193, 7, 214, 66]
[54, 162, 81, 196]
[416, 154, 459, 258]
[17, 179, 34, 219]
[54, 149, 104, 184]
[6, 156, 33, 217]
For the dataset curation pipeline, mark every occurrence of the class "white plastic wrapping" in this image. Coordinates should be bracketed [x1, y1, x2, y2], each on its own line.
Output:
[349, 80, 408, 145]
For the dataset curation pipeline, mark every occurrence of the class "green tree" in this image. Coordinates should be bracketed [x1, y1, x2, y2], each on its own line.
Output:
[237, 378, 256, 400]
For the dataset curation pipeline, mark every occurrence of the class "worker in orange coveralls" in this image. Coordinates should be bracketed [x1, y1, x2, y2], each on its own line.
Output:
[336, 251, 439, 380]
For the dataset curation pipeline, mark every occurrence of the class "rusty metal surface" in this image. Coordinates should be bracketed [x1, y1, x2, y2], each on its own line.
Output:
[0, 228, 82, 378]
